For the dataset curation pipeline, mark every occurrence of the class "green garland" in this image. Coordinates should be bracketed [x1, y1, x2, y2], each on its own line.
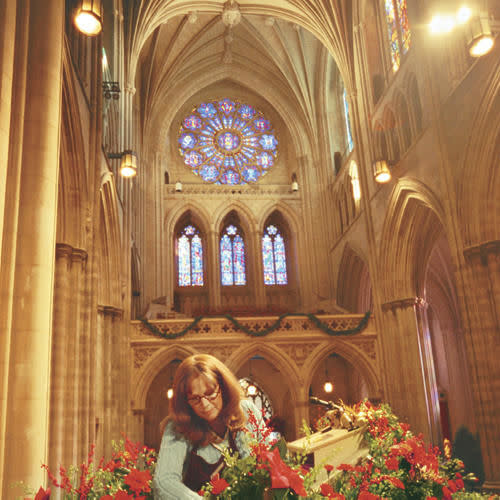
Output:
[138, 311, 371, 340]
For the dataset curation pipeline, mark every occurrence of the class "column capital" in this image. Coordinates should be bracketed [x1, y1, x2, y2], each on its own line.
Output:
[55, 243, 73, 259]
[97, 305, 124, 318]
[381, 296, 427, 312]
[463, 240, 500, 266]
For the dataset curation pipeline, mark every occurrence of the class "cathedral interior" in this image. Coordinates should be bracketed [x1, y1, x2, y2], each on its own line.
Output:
[1, 0, 499, 496]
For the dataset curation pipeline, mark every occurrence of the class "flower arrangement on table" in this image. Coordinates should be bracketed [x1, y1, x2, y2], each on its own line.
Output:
[201, 401, 490, 500]
[22, 437, 156, 500]
[23, 402, 497, 499]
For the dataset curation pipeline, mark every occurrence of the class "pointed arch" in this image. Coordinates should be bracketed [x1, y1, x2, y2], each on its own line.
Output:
[379, 179, 446, 300]
[337, 243, 372, 313]
[57, 45, 88, 249]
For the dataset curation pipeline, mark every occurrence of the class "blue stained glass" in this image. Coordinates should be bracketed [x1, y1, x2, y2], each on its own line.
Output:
[197, 102, 216, 118]
[220, 234, 233, 285]
[226, 225, 237, 235]
[242, 167, 258, 182]
[200, 165, 219, 182]
[185, 151, 203, 167]
[185, 225, 196, 235]
[217, 132, 240, 151]
[262, 225, 287, 286]
[184, 115, 202, 130]
[239, 105, 255, 120]
[178, 235, 191, 286]
[274, 234, 287, 285]
[219, 99, 235, 114]
[191, 234, 204, 285]
[254, 118, 270, 131]
[262, 234, 275, 285]
[178, 99, 278, 184]
[233, 235, 246, 285]
[385, 0, 401, 72]
[259, 135, 277, 150]
[179, 133, 196, 149]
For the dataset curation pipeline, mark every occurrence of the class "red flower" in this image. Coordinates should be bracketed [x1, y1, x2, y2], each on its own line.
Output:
[426, 497, 438, 500]
[114, 491, 135, 500]
[358, 491, 380, 500]
[442, 486, 452, 500]
[34, 487, 51, 500]
[320, 483, 345, 499]
[385, 456, 399, 471]
[259, 448, 307, 497]
[123, 469, 152, 495]
[324, 464, 334, 473]
[388, 477, 405, 489]
[210, 474, 229, 495]
[99, 496, 113, 500]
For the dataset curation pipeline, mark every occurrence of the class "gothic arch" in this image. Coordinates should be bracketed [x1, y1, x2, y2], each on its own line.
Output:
[97, 181, 123, 306]
[226, 343, 304, 405]
[303, 341, 381, 399]
[132, 345, 198, 410]
[458, 62, 500, 245]
[379, 179, 446, 301]
[213, 202, 257, 236]
[165, 201, 212, 236]
[57, 47, 88, 249]
[337, 243, 372, 313]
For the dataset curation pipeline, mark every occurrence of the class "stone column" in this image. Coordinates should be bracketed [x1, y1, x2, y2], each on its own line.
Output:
[252, 229, 266, 309]
[462, 242, 500, 489]
[380, 298, 440, 443]
[208, 230, 221, 311]
[2, 1, 64, 495]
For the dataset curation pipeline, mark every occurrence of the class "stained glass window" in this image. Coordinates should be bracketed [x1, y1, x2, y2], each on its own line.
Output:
[178, 99, 278, 185]
[343, 88, 354, 153]
[262, 225, 288, 286]
[177, 225, 204, 286]
[384, 0, 411, 72]
[220, 225, 246, 286]
[239, 378, 273, 420]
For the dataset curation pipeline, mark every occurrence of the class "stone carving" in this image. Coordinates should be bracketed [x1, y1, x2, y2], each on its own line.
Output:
[275, 342, 320, 367]
[134, 347, 160, 370]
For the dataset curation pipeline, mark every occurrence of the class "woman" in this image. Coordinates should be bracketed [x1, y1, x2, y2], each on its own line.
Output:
[153, 354, 267, 499]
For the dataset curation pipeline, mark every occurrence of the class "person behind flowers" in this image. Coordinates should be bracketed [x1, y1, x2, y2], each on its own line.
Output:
[153, 353, 267, 499]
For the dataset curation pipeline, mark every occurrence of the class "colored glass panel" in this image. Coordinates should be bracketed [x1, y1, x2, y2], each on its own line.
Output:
[343, 88, 354, 152]
[191, 234, 204, 286]
[178, 235, 191, 286]
[178, 99, 278, 184]
[274, 234, 287, 285]
[396, 0, 411, 54]
[233, 235, 246, 285]
[385, 0, 400, 72]
[262, 234, 275, 285]
[220, 234, 233, 286]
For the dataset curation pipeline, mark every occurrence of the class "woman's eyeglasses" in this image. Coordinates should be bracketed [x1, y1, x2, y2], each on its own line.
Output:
[187, 387, 220, 406]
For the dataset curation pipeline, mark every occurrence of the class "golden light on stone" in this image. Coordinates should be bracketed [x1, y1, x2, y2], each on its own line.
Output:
[74, 0, 103, 36]
[323, 381, 333, 393]
[166, 388, 174, 400]
[467, 14, 494, 57]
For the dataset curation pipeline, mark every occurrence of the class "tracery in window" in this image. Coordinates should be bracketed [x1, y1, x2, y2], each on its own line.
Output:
[178, 99, 279, 185]
[343, 88, 354, 153]
[220, 225, 246, 286]
[384, 0, 411, 72]
[177, 225, 204, 286]
[262, 225, 288, 285]
[239, 378, 273, 420]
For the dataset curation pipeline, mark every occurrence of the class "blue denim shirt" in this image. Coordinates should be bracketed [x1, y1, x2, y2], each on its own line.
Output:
[153, 399, 265, 499]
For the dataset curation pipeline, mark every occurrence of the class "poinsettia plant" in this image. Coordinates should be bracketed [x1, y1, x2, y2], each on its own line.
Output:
[22, 437, 156, 500]
[201, 401, 493, 500]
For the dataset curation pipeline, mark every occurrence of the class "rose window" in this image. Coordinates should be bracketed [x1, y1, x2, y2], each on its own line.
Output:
[178, 99, 278, 185]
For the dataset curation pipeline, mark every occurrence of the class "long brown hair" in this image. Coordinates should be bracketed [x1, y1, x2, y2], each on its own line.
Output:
[167, 354, 246, 446]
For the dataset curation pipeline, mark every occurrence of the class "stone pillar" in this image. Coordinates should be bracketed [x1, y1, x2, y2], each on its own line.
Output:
[252, 229, 266, 309]
[208, 230, 221, 311]
[380, 298, 440, 443]
[462, 242, 500, 489]
[2, 1, 64, 495]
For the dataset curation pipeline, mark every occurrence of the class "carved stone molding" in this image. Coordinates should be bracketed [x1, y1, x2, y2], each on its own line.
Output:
[352, 338, 377, 361]
[134, 347, 160, 370]
[274, 342, 320, 367]
[56, 243, 88, 262]
[97, 305, 124, 318]
[381, 297, 427, 312]
[463, 240, 500, 266]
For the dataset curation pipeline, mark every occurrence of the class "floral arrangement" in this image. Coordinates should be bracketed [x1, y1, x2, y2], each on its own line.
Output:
[22, 437, 156, 500]
[22, 402, 497, 500]
[201, 401, 494, 500]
